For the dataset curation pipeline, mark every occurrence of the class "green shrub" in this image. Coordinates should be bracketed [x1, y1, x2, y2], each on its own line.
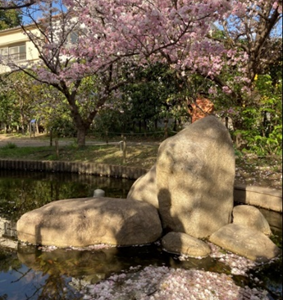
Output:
[234, 75, 282, 156]
[2, 142, 17, 149]
[49, 117, 77, 138]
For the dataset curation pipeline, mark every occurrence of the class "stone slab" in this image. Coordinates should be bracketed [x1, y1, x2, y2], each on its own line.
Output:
[234, 184, 282, 212]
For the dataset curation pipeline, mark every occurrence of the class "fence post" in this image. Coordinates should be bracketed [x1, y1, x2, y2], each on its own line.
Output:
[50, 128, 53, 146]
[55, 138, 59, 158]
[120, 134, 127, 164]
[105, 130, 108, 144]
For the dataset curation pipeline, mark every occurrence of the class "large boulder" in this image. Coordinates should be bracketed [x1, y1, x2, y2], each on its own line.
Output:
[17, 197, 162, 248]
[127, 165, 158, 208]
[232, 205, 272, 235]
[156, 116, 235, 238]
[209, 223, 281, 262]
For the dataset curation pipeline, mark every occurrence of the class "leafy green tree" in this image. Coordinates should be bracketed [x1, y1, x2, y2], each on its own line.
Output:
[0, 76, 20, 132]
[234, 74, 282, 155]
[0, 6, 21, 29]
[3, 0, 241, 146]
[0, 71, 68, 133]
[119, 63, 188, 135]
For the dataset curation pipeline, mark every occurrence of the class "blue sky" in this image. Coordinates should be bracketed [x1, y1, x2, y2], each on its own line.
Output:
[21, 1, 66, 25]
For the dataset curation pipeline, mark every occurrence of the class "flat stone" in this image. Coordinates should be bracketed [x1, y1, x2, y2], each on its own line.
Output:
[209, 223, 281, 262]
[0, 237, 17, 249]
[162, 231, 211, 257]
[17, 197, 162, 248]
[234, 184, 282, 212]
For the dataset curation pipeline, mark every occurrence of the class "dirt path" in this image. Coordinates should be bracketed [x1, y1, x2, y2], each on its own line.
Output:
[0, 134, 160, 147]
[0, 134, 56, 147]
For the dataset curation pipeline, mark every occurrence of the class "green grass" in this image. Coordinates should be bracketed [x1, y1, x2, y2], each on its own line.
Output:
[0, 146, 50, 158]
[0, 143, 159, 169]
[1, 142, 18, 149]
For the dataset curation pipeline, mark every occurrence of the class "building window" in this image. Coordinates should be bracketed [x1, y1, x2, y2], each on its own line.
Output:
[65, 31, 79, 48]
[0, 43, 26, 62]
[0, 47, 8, 56]
[69, 32, 79, 44]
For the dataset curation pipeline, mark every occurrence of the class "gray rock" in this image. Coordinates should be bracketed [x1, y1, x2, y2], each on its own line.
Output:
[233, 205, 271, 235]
[156, 116, 235, 238]
[17, 197, 162, 247]
[93, 189, 105, 197]
[162, 231, 211, 257]
[127, 165, 158, 208]
[209, 223, 281, 262]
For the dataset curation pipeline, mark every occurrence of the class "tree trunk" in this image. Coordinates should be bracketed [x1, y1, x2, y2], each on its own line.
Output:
[77, 126, 87, 147]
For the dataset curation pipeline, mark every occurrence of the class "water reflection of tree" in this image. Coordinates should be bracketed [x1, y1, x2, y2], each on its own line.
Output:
[11, 266, 82, 300]
[0, 248, 21, 272]
[0, 172, 134, 221]
[0, 177, 87, 221]
[0, 249, 26, 300]
[35, 275, 81, 300]
[0, 178, 53, 221]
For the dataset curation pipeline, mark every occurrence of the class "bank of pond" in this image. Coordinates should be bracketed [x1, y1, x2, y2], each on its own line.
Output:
[0, 170, 282, 300]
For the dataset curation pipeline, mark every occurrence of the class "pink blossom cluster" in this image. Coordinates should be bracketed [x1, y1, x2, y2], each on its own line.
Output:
[15, 0, 242, 91]
[3, 0, 280, 110]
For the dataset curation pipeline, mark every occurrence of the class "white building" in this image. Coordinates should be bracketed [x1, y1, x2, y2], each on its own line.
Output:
[0, 24, 41, 74]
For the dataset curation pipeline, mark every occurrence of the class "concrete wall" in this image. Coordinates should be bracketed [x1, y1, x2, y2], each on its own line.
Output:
[0, 159, 282, 212]
[234, 184, 282, 212]
[0, 159, 146, 179]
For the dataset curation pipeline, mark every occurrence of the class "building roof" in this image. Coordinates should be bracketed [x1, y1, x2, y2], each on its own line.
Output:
[0, 23, 38, 36]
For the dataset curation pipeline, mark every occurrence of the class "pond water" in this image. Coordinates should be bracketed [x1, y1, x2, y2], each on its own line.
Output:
[0, 170, 282, 300]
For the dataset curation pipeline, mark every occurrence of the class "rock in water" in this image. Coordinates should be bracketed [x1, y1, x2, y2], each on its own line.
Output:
[17, 197, 162, 247]
[161, 231, 211, 257]
[209, 223, 281, 261]
[156, 116, 235, 238]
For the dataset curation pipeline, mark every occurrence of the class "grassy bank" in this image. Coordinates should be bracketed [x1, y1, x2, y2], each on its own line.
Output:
[0, 133, 282, 189]
[0, 138, 159, 170]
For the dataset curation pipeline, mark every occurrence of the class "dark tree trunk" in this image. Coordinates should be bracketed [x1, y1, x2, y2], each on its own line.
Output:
[77, 126, 87, 147]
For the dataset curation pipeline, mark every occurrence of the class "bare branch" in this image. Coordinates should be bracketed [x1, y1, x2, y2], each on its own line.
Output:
[0, 0, 36, 11]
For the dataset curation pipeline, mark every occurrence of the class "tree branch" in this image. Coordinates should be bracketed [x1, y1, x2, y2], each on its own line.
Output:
[0, 0, 36, 11]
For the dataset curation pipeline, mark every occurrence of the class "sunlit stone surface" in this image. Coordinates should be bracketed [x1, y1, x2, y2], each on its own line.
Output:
[17, 197, 162, 247]
[209, 223, 281, 262]
[232, 205, 272, 235]
[156, 116, 235, 238]
[161, 231, 211, 257]
[127, 165, 158, 208]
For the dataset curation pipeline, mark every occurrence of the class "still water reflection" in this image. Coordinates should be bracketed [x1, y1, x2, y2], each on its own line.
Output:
[0, 170, 135, 222]
[0, 170, 136, 300]
[0, 170, 282, 300]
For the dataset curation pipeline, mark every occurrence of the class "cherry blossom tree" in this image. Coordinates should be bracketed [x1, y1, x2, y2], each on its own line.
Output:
[199, 0, 282, 106]
[2, 0, 237, 146]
